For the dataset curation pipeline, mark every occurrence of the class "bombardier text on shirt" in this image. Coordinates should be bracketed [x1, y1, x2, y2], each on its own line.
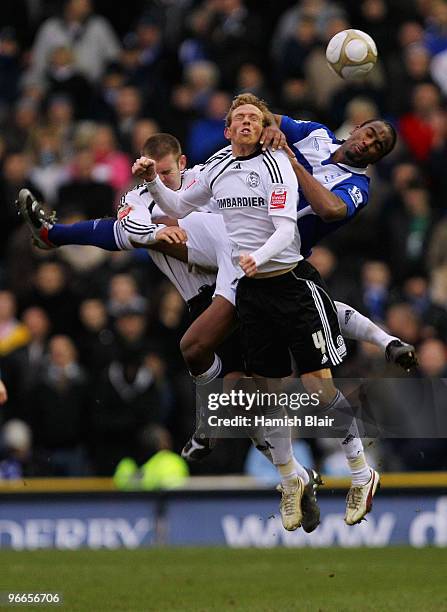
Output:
[217, 196, 266, 208]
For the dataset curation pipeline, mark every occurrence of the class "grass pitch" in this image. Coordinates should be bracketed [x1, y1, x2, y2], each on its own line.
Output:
[1, 547, 445, 612]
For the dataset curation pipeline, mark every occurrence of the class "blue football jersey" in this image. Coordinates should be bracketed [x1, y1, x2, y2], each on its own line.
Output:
[280, 116, 371, 257]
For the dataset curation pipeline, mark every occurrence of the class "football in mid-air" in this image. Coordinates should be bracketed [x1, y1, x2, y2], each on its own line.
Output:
[326, 29, 378, 79]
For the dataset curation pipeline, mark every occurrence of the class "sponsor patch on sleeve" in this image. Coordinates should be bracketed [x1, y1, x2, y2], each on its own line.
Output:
[348, 185, 363, 207]
[118, 204, 133, 220]
[270, 188, 287, 209]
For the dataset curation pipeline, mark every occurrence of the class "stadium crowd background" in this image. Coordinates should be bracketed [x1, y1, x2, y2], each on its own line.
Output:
[0, 0, 446, 481]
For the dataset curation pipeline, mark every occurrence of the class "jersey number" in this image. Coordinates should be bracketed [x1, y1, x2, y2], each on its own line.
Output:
[312, 330, 326, 354]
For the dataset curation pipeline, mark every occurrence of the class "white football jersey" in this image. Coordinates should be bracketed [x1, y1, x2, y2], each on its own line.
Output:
[114, 171, 236, 304]
[146, 146, 302, 273]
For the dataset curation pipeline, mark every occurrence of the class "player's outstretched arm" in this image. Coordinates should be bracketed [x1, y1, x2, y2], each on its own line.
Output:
[132, 156, 210, 218]
[284, 145, 347, 221]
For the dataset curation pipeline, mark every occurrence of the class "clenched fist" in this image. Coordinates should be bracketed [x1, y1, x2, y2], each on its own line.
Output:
[239, 253, 257, 277]
[132, 156, 157, 182]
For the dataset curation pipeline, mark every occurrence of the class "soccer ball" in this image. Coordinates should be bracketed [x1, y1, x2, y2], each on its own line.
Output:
[326, 29, 378, 79]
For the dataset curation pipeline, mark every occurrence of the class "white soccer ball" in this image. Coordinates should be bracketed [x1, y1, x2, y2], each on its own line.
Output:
[326, 29, 378, 79]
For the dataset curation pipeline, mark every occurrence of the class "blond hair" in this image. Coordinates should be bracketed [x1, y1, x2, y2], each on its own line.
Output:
[225, 93, 273, 128]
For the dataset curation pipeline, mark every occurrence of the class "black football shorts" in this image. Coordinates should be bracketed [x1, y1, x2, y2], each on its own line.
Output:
[236, 260, 346, 377]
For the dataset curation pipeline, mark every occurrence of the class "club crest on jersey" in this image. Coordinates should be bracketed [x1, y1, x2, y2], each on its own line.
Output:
[348, 185, 363, 207]
[270, 188, 287, 209]
[118, 204, 133, 220]
[246, 171, 260, 188]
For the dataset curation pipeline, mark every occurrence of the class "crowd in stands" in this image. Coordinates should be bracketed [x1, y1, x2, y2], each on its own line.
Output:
[0, 0, 447, 480]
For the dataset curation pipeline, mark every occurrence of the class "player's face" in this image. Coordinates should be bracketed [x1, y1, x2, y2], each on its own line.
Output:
[155, 154, 186, 190]
[224, 104, 264, 148]
[342, 121, 393, 166]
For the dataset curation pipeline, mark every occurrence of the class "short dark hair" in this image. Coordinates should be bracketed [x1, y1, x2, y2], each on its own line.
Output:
[141, 133, 182, 160]
[360, 119, 397, 156]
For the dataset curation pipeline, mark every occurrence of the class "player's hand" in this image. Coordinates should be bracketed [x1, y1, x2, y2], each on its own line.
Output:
[239, 254, 257, 277]
[155, 226, 188, 244]
[284, 144, 298, 163]
[132, 156, 157, 182]
[260, 125, 286, 152]
[0, 379, 8, 404]
[284, 144, 301, 173]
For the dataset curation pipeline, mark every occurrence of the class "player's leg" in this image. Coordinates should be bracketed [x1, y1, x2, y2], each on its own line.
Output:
[236, 275, 307, 531]
[288, 261, 379, 525]
[17, 188, 121, 250]
[180, 295, 237, 377]
[17, 187, 169, 253]
[300, 369, 379, 525]
[250, 425, 323, 533]
[335, 301, 417, 371]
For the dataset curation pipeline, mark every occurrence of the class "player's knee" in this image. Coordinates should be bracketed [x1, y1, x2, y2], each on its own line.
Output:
[180, 334, 210, 367]
[301, 370, 337, 405]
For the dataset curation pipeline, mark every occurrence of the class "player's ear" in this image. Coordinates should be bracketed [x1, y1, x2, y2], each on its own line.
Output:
[178, 154, 187, 171]
[224, 126, 231, 141]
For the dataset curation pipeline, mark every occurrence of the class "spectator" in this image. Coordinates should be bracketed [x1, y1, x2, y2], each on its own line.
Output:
[25, 0, 121, 88]
[399, 82, 441, 162]
[186, 90, 231, 164]
[107, 273, 147, 319]
[418, 338, 447, 376]
[77, 298, 115, 377]
[22, 261, 80, 336]
[45, 95, 77, 161]
[57, 148, 115, 218]
[122, 16, 168, 101]
[112, 86, 143, 153]
[0, 419, 33, 479]
[29, 127, 67, 205]
[385, 183, 435, 280]
[385, 303, 422, 346]
[131, 118, 160, 159]
[0, 291, 30, 358]
[393, 44, 434, 114]
[88, 314, 164, 475]
[0, 27, 21, 111]
[1, 306, 51, 422]
[0, 152, 42, 259]
[277, 14, 319, 82]
[90, 125, 131, 193]
[204, 0, 263, 89]
[235, 63, 272, 103]
[271, 0, 346, 61]
[114, 425, 189, 490]
[360, 261, 392, 323]
[184, 60, 220, 114]
[44, 46, 93, 119]
[335, 97, 379, 140]
[27, 335, 89, 476]
[401, 276, 447, 340]
[1, 97, 39, 152]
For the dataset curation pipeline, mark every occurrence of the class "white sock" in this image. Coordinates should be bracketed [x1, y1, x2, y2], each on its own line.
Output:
[251, 437, 309, 485]
[277, 458, 298, 487]
[293, 457, 310, 485]
[320, 390, 371, 486]
[336, 301, 398, 351]
[192, 354, 222, 385]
